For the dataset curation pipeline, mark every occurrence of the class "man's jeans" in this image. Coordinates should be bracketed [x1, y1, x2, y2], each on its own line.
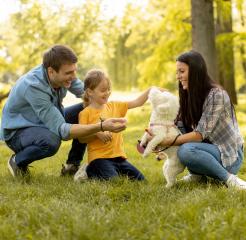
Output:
[6, 103, 86, 167]
[177, 142, 244, 182]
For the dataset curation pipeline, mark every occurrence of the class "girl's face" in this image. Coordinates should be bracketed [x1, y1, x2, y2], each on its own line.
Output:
[176, 61, 189, 90]
[88, 78, 111, 106]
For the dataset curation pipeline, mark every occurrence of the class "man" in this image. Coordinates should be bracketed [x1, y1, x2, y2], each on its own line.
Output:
[0, 45, 126, 177]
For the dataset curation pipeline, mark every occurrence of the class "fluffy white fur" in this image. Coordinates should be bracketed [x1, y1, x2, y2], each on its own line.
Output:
[140, 88, 185, 187]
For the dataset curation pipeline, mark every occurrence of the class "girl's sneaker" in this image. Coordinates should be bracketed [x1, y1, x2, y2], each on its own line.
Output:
[74, 163, 88, 182]
[60, 164, 79, 176]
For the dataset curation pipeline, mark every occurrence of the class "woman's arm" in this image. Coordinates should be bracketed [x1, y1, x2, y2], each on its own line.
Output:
[160, 131, 203, 147]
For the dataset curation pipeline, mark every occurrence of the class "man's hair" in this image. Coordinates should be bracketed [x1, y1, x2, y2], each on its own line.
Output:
[43, 45, 78, 72]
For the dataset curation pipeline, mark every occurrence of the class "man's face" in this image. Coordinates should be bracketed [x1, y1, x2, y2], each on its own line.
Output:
[48, 63, 77, 89]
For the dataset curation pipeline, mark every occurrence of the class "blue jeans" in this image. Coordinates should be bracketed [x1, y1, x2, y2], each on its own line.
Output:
[86, 157, 145, 181]
[6, 103, 86, 167]
[177, 142, 244, 182]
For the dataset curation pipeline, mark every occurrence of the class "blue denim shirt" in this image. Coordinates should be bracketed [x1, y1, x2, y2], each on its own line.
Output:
[0, 64, 84, 141]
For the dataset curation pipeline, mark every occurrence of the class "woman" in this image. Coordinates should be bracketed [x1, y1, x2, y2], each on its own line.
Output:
[157, 50, 245, 189]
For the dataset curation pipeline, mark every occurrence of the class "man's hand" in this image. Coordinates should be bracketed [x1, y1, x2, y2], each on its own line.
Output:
[102, 118, 127, 133]
[96, 131, 112, 143]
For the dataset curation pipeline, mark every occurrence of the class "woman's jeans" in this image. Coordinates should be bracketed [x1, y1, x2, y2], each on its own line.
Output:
[178, 142, 244, 182]
[6, 103, 86, 167]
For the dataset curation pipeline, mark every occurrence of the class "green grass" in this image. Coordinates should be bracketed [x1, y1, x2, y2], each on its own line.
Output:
[0, 95, 246, 240]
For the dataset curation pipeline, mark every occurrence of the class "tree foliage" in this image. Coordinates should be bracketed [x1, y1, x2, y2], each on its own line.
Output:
[0, 0, 245, 96]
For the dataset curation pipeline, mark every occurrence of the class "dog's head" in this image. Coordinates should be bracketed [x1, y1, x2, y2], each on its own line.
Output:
[148, 88, 179, 120]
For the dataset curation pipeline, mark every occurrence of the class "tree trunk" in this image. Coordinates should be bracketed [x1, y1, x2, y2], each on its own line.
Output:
[216, 0, 237, 104]
[191, 0, 217, 81]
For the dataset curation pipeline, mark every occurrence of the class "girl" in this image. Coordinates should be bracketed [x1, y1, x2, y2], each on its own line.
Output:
[76, 69, 153, 180]
[154, 50, 245, 189]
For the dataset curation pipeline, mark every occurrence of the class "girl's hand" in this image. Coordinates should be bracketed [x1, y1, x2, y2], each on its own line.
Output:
[96, 131, 112, 143]
[158, 87, 169, 92]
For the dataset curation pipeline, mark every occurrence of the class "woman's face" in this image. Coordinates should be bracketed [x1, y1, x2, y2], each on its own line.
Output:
[176, 61, 189, 90]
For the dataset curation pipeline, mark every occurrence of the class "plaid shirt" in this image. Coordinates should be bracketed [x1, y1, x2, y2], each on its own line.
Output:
[195, 88, 244, 167]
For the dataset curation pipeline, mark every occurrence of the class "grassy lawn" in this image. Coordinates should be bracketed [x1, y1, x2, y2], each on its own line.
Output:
[0, 94, 245, 240]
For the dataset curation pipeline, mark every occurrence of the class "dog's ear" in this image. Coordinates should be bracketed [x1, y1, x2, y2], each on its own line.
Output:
[148, 87, 161, 102]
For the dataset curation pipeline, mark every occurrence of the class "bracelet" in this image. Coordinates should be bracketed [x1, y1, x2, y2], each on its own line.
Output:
[157, 133, 181, 152]
[99, 117, 105, 132]
[170, 133, 181, 147]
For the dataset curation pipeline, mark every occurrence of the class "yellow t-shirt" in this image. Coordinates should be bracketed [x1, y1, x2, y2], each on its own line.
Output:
[79, 101, 128, 163]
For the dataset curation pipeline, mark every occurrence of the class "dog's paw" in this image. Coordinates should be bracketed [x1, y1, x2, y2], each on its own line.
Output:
[156, 151, 167, 161]
[165, 182, 175, 188]
[142, 151, 149, 158]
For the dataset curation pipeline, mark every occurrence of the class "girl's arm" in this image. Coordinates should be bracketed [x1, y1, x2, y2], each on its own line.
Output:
[127, 87, 152, 109]
[127, 87, 167, 109]
[78, 134, 97, 143]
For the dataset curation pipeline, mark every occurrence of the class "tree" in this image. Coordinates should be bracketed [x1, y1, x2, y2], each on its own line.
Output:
[235, 0, 246, 92]
[191, 0, 217, 81]
[215, 0, 237, 103]
[0, 0, 103, 82]
[102, 4, 146, 90]
[126, 0, 191, 89]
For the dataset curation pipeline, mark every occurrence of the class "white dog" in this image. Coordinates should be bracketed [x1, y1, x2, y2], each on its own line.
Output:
[140, 88, 185, 187]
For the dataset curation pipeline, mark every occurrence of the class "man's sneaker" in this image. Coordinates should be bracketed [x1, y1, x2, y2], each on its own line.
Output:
[60, 164, 79, 176]
[8, 155, 18, 177]
[226, 174, 246, 190]
[74, 163, 88, 182]
[8, 155, 30, 177]
[181, 173, 205, 183]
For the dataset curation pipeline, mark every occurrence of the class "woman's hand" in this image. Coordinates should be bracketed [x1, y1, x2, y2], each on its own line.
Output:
[145, 128, 178, 152]
[96, 131, 112, 143]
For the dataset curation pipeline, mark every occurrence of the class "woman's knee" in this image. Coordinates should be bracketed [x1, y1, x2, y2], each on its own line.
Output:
[177, 143, 196, 165]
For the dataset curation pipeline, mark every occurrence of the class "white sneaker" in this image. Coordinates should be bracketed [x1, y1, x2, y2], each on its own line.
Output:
[74, 163, 88, 182]
[181, 173, 203, 183]
[226, 174, 246, 190]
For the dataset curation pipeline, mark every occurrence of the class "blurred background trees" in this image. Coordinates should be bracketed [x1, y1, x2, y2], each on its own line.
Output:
[0, 0, 245, 103]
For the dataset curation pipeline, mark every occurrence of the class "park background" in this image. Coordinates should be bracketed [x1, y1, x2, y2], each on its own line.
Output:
[0, 0, 246, 239]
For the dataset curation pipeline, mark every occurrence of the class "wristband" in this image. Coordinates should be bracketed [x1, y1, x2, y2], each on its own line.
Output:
[157, 133, 181, 152]
[99, 117, 105, 132]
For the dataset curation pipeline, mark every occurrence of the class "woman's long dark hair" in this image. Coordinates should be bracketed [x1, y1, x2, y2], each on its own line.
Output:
[175, 51, 217, 130]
